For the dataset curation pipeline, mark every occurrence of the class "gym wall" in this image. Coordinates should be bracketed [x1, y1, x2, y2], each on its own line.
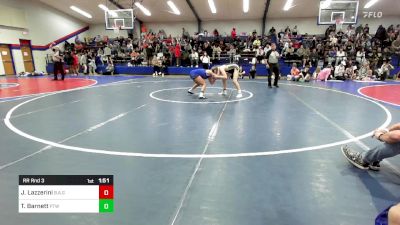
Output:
[0, 0, 89, 73]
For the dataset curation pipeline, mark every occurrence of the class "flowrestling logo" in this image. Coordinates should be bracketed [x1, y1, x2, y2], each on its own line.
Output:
[363, 11, 383, 18]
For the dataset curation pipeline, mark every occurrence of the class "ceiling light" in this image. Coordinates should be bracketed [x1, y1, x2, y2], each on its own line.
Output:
[320, 0, 332, 9]
[70, 5, 92, 19]
[135, 2, 151, 16]
[167, 1, 181, 15]
[208, 0, 217, 14]
[98, 4, 118, 17]
[243, 0, 249, 13]
[364, 0, 379, 8]
[283, 0, 293, 11]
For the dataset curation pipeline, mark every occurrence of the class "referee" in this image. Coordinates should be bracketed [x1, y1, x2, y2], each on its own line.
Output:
[265, 43, 280, 88]
[52, 46, 65, 81]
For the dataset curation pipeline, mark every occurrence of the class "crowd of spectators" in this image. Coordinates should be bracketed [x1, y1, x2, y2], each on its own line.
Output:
[54, 23, 400, 80]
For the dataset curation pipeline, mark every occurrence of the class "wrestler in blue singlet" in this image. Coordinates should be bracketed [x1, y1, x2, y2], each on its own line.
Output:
[189, 69, 209, 80]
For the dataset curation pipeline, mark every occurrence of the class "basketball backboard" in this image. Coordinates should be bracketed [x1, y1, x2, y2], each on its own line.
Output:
[318, 0, 359, 25]
[105, 9, 135, 30]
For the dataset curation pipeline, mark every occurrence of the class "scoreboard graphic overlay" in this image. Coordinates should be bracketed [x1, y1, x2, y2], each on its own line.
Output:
[18, 175, 114, 213]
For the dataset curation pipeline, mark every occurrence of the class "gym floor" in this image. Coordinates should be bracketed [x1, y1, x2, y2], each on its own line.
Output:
[0, 75, 399, 225]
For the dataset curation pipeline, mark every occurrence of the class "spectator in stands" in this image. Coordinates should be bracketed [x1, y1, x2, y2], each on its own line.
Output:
[364, 24, 370, 34]
[190, 50, 199, 67]
[174, 43, 181, 67]
[213, 29, 219, 37]
[71, 52, 79, 75]
[269, 27, 276, 35]
[212, 44, 221, 61]
[356, 48, 366, 65]
[334, 61, 346, 80]
[284, 44, 295, 60]
[379, 59, 394, 81]
[200, 52, 211, 69]
[301, 65, 311, 82]
[317, 65, 333, 81]
[255, 46, 264, 64]
[253, 37, 261, 49]
[103, 60, 114, 75]
[296, 44, 306, 61]
[358, 61, 370, 80]
[336, 48, 347, 66]
[79, 52, 88, 74]
[227, 45, 236, 63]
[284, 26, 291, 33]
[312, 67, 320, 80]
[231, 28, 237, 39]
[88, 55, 96, 75]
[287, 63, 301, 81]
[292, 25, 298, 36]
[152, 56, 162, 77]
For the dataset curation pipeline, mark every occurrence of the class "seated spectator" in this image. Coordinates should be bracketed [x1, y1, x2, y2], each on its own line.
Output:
[255, 46, 264, 63]
[334, 61, 346, 80]
[378, 59, 394, 81]
[317, 65, 333, 81]
[309, 48, 319, 67]
[356, 48, 366, 65]
[312, 67, 321, 80]
[253, 37, 261, 49]
[287, 63, 301, 81]
[103, 61, 114, 75]
[296, 44, 306, 60]
[335, 48, 347, 65]
[357, 62, 370, 80]
[301, 65, 311, 82]
[152, 56, 162, 77]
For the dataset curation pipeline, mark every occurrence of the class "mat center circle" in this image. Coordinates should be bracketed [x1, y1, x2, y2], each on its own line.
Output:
[149, 87, 254, 104]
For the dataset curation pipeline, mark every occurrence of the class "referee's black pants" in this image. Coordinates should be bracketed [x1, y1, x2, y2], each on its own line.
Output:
[267, 63, 280, 86]
[54, 62, 65, 80]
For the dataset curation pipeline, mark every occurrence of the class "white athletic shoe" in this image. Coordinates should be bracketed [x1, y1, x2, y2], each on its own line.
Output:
[218, 90, 228, 95]
[161, 73, 164, 77]
[198, 93, 206, 99]
[152, 73, 156, 77]
[236, 93, 243, 98]
[188, 89, 194, 94]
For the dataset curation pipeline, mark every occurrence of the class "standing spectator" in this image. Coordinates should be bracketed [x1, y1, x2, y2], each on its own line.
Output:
[265, 43, 281, 88]
[212, 44, 221, 61]
[292, 25, 298, 36]
[71, 52, 79, 75]
[231, 28, 237, 39]
[174, 43, 181, 66]
[227, 45, 236, 63]
[200, 52, 211, 69]
[79, 52, 88, 74]
[51, 46, 65, 81]
[88, 55, 96, 75]
[190, 50, 199, 67]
